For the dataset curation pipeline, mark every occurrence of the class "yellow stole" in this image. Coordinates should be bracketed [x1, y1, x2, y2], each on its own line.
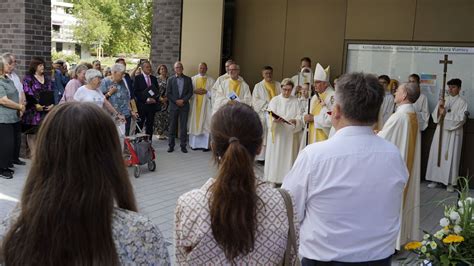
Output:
[263, 81, 276, 100]
[403, 112, 418, 204]
[195, 77, 207, 131]
[229, 79, 241, 96]
[308, 92, 329, 144]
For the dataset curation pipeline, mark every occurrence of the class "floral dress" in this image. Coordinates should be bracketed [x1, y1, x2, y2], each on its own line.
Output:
[1, 207, 170, 265]
[154, 76, 170, 135]
[22, 74, 52, 132]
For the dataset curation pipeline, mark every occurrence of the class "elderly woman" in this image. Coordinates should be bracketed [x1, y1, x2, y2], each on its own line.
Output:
[0, 59, 25, 179]
[100, 63, 135, 136]
[59, 64, 88, 103]
[2, 53, 26, 166]
[22, 57, 53, 151]
[154, 64, 169, 139]
[73, 69, 124, 119]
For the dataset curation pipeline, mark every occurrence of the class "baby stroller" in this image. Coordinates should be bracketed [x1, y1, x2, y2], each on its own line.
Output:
[124, 123, 156, 178]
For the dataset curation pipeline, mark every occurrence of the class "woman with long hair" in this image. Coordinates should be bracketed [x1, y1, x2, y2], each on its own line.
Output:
[1, 102, 170, 265]
[175, 103, 299, 264]
[154, 64, 169, 139]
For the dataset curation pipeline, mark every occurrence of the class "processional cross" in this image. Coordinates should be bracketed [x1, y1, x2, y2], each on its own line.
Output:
[437, 54, 453, 166]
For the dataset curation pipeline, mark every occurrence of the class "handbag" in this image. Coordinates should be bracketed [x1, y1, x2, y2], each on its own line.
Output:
[278, 188, 300, 266]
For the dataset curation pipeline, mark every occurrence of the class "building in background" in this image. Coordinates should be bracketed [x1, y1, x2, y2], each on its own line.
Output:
[51, 0, 89, 59]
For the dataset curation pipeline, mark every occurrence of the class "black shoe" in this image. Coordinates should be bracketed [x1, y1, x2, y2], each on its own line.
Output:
[8, 163, 13, 168]
[202, 149, 210, 152]
[0, 169, 13, 179]
[13, 159, 26, 165]
[167, 147, 174, 153]
[181, 147, 188, 153]
[4, 168, 14, 173]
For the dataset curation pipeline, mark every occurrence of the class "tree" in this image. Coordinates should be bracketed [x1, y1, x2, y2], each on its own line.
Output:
[71, 0, 153, 56]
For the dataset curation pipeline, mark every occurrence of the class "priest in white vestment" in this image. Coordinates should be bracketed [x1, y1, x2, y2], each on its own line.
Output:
[212, 63, 251, 114]
[378, 82, 421, 250]
[300, 63, 334, 149]
[210, 59, 233, 105]
[188, 63, 215, 150]
[290, 57, 312, 96]
[409, 74, 430, 131]
[376, 75, 395, 130]
[426, 78, 468, 192]
[264, 79, 303, 185]
[252, 66, 281, 162]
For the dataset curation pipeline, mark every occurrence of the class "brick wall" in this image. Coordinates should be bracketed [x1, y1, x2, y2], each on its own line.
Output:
[150, 0, 182, 74]
[0, 0, 51, 77]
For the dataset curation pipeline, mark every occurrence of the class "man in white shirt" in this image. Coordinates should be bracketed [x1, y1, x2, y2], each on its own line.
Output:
[282, 72, 408, 265]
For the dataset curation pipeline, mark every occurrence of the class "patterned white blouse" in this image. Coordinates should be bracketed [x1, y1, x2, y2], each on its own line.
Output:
[1, 207, 170, 265]
[175, 178, 299, 265]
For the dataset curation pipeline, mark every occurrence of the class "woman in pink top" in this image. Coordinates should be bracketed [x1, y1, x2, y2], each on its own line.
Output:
[59, 64, 89, 104]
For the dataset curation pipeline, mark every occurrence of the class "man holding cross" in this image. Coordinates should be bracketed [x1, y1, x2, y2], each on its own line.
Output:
[426, 78, 468, 192]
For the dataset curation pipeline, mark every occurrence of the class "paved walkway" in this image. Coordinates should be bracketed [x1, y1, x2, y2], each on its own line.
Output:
[0, 138, 465, 264]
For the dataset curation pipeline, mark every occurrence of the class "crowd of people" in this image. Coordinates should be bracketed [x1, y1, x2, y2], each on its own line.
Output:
[0, 52, 469, 265]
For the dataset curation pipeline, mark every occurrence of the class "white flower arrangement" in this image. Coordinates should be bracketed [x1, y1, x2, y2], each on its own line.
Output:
[404, 177, 474, 265]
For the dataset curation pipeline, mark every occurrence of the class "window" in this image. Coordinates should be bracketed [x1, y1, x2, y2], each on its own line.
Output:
[56, 42, 63, 52]
[52, 25, 61, 32]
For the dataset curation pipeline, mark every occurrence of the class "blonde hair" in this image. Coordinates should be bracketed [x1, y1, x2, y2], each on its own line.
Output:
[281, 78, 294, 88]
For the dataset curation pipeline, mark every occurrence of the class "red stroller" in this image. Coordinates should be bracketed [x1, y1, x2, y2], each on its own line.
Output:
[124, 124, 156, 178]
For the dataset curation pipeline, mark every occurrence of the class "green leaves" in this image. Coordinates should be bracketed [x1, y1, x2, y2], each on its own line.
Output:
[71, 0, 152, 55]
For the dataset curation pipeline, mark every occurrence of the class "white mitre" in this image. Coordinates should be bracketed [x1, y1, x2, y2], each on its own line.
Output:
[314, 63, 330, 82]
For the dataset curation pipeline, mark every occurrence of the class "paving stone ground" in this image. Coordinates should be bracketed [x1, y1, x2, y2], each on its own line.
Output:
[0, 138, 467, 265]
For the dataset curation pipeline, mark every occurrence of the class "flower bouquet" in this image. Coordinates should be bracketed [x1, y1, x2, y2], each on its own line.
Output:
[404, 178, 474, 265]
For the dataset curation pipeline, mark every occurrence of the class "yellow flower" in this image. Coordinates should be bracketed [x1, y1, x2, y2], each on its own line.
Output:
[442, 234, 464, 244]
[405, 241, 423, 250]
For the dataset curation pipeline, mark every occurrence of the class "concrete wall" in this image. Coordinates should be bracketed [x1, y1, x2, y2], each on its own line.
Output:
[180, 0, 224, 79]
[0, 0, 52, 76]
[232, 0, 474, 87]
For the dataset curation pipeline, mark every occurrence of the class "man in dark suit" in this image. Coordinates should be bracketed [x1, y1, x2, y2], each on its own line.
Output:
[133, 60, 160, 137]
[166, 61, 193, 153]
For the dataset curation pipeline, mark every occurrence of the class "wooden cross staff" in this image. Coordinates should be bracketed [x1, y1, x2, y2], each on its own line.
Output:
[437, 54, 453, 166]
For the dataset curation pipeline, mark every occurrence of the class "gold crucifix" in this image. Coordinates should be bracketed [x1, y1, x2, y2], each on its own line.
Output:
[437, 54, 453, 166]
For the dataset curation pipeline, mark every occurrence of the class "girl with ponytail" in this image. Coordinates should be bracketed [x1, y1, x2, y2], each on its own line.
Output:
[175, 102, 299, 264]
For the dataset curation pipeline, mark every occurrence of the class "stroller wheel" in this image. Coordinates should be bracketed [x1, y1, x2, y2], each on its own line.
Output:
[148, 161, 156, 171]
[134, 165, 141, 178]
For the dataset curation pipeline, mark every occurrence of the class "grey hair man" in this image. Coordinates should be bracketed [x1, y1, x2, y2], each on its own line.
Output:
[284, 72, 407, 264]
[378, 81, 421, 250]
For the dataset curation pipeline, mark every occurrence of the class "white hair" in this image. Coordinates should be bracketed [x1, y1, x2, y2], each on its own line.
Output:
[85, 69, 103, 84]
[110, 63, 125, 73]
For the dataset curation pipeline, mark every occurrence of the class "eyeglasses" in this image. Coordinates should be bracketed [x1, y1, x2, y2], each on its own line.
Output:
[229, 68, 239, 71]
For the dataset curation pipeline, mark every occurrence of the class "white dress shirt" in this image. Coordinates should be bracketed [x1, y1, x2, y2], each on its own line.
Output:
[282, 126, 408, 262]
